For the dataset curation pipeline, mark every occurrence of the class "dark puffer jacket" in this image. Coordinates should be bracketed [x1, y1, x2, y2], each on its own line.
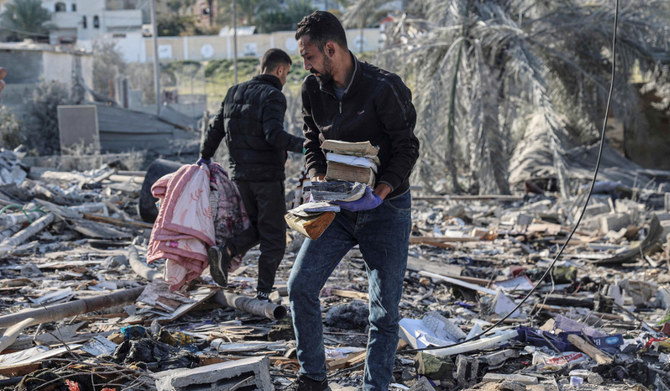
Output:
[302, 54, 419, 199]
[201, 74, 305, 181]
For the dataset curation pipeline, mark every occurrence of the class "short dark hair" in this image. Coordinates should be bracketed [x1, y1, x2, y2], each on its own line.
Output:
[295, 11, 348, 51]
[261, 48, 292, 72]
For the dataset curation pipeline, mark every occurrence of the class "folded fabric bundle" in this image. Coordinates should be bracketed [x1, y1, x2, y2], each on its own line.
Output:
[310, 180, 366, 202]
[289, 202, 340, 217]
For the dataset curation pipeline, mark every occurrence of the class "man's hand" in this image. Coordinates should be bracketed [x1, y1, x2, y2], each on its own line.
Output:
[373, 183, 392, 200]
[312, 174, 326, 182]
[0, 68, 7, 101]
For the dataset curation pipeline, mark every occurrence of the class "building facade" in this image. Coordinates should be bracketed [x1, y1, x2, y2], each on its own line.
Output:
[41, 0, 143, 44]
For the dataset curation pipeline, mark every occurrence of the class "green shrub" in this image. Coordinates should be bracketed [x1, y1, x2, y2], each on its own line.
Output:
[25, 80, 73, 155]
[0, 106, 22, 149]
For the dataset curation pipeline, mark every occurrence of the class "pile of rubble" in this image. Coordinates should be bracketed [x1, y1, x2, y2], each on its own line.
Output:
[2, 147, 670, 391]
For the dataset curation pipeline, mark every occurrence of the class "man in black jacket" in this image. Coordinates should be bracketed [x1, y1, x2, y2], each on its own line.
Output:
[287, 11, 419, 391]
[200, 48, 305, 301]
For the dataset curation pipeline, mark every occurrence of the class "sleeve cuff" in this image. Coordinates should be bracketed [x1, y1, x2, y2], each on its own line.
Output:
[308, 167, 327, 179]
[377, 180, 394, 192]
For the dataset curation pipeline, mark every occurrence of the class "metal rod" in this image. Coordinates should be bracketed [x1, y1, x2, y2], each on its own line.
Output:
[233, 0, 238, 84]
[150, 0, 161, 115]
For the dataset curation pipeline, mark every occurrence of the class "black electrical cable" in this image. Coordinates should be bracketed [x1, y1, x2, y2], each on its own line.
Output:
[404, 0, 620, 355]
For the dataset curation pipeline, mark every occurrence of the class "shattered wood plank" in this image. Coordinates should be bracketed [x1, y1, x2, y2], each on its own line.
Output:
[33, 199, 107, 220]
[567, 334, 613, 364]
[0, 345, 82, 369]
[0, 318, 35, 354]
[591, 214, 663, 266]
[108, 174, 144, 184]
[0, 362, 41, 377]
[414, 195, 524, 202]
[407, 257, 463, 278]
[410, 235, 479, 243]
[327, 350, 366, 370]
[329, 288, 369, 300]
[82, 213, 153, 230]
[155, 287, 217, 324]
[70, 218, 133, 239]
[419, 271, 498, 295]
[534, 304, 623, 320]
[409, 237, 456, 248]
[0, 213, 54, 250]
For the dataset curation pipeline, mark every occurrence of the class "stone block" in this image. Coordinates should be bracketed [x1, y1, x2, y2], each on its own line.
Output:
[482, 373, 538, 385]
[600, 213, 632, 233]
[57, 105, 100, 154]
[154, 356, 273, 391]
[455, 354, 478, 387]
[480, 349, 519, 366]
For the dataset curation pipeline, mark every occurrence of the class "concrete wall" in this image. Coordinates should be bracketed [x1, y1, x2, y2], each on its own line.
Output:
[42, 51, 74, 84]
[0, 51, 43, 84]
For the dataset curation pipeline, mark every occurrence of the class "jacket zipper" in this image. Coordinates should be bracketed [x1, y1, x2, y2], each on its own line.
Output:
[339, 101, 342, 114]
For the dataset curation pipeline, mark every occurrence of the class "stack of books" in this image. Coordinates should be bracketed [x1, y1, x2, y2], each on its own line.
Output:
[322, 140, 380, 187]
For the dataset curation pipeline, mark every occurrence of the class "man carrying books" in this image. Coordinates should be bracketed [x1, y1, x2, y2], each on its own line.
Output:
[288, 11, 420, 391]
[198, 49, 305, 302]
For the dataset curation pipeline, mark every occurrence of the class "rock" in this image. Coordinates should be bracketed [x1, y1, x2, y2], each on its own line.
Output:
[324, 300, 369, 330]
[414, 352, 453, 380]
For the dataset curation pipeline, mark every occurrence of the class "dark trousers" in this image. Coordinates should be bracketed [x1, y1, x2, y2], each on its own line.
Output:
[227, 180, 286, 293]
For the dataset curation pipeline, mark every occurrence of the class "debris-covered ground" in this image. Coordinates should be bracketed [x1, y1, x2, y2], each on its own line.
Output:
[2, 146, 670, 391]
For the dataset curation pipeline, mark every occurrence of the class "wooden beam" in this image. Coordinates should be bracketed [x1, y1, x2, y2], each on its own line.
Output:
[82, 213, 153, 230]
[567, 334, 613, 364]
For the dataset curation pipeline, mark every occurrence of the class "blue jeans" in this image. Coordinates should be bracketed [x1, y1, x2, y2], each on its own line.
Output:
[288, 190, 412, 391]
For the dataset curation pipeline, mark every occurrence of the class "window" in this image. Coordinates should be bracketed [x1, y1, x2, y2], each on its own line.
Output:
[72, 3, 77, 11]
[93, 15, 100, 29]
[55, 2, 66, 12]
[82, 15, 87, 29]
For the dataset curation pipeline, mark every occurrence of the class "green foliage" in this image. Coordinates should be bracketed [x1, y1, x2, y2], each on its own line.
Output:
[217, 0, 280, 25]
[256, 0, 317, 33]
[167, 0, 190, 12]
[157, 14, 195, 36]
[26, 80, 73, 155]
[157, 13, 219, 36]
[93, 41, 127, 97]
[0, 0, 51, 41]
[0, 106, 22, 149]
[377, 0, 670, 195]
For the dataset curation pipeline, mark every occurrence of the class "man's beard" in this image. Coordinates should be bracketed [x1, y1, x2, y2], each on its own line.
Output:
[311, 55, 334, 84]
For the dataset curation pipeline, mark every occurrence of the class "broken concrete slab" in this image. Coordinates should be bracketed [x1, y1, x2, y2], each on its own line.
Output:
[154, 356, 273, 391]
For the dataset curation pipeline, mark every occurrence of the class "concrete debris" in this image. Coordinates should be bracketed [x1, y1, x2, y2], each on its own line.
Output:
[2, 153, 670, 390]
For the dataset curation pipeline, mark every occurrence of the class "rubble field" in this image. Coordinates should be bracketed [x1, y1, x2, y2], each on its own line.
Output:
[2, 147, 670, 391]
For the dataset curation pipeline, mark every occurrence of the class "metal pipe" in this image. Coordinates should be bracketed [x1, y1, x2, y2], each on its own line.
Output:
[212, 290, 287, 320]
[233, 0, 238, 84]
[150, 0, 161, 115]
[0, 287, 145, 329]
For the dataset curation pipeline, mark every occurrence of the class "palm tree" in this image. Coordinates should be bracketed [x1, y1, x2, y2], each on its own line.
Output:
[371, 0, 670, 195]
[0, 0, 51, 40]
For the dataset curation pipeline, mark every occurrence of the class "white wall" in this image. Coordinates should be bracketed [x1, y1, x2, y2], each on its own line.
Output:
[135, 28, 381, 64]
[79, 31, 146, 63]
[42, 51, 74, 84]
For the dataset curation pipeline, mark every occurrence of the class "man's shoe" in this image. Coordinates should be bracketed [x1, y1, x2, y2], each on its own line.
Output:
[208, 245, 230, 286]
[256, 291, 271, 302]
[287, 375, 330, 391]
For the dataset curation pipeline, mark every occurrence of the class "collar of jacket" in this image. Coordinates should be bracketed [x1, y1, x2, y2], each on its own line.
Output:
[315, 51, 360, 99]
[253, 74, 282, 90]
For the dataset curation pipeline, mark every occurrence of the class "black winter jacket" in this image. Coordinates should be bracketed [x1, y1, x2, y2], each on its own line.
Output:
[302, 54, 419, 199]
[201, 74, 305, 181]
